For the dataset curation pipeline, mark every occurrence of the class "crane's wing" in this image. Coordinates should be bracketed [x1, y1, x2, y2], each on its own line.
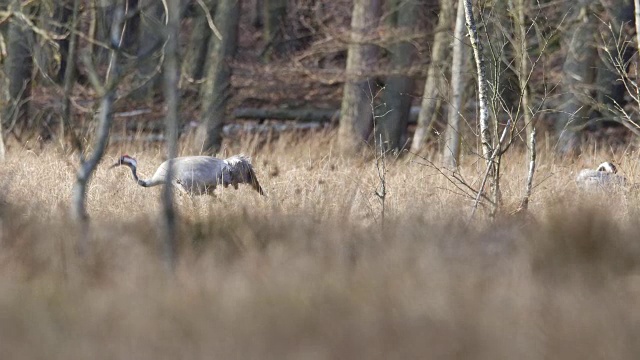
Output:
[225, 155, 266, 196]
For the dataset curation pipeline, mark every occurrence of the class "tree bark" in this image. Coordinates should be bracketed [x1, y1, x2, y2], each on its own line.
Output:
[410, 0, 454, 153]
[376, 0, 417, 152]
[463, 0, 492, 163]
[556, 0, 597, 154]
[62, 0, 81, 152]
[185, 0, 216, 81]
[338, 0, 381, 154]
[161, 0, 180, 272]
[595, 0, 633, 123]
[131, 0, 165, 101]
[443, 0, 466, 169]
[195, 0, 241, 155]
[3, 0, 33, 130]
[250, 0, 263, 27]
[636, 0, 640, 54]
[0, 0, 9, 159]
[0, 121, 5, 161]
[91, 0, 122, 65]
[519, 127, 536, 211]
[262, 0, 286, 60]
[510, 0, 536, 211]
[510, 0, 532, 142]
[463, 0, 500, 217]
[36, 1, 73, 84]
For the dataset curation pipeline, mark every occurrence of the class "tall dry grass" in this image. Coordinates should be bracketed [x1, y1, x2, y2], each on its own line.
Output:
[0, 132, 639, 359]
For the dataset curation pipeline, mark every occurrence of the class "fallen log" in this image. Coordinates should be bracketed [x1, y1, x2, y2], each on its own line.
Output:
[231, 106, 421, 124]
[116, 106, 422, 134]
[111, 122, 325, 142]
[232, 108, 339, 122]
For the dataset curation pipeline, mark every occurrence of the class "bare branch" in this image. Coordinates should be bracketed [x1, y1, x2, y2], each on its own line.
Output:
[195, 0, 222, 40]
[71, 5, 125, 251]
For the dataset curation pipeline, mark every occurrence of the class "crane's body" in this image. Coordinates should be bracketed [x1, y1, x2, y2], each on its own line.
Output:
[575, 162, 626, 190]
[111, 154, 265, 196]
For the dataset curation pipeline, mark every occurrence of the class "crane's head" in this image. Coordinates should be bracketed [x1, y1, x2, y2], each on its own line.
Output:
[110, 154, 137, 169]
[596, 161, 617, 174]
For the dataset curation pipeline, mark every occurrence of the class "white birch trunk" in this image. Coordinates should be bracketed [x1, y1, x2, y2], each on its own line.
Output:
[463, 0, 492, 162]
[510, 0, 535, 210]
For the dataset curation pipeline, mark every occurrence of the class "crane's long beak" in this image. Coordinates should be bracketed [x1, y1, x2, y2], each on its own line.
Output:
[109, 161, 122, 169]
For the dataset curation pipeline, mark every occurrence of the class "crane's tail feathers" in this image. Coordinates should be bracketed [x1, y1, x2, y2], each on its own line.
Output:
[249, 167, 266, 196]
[225, 154, 266, 196]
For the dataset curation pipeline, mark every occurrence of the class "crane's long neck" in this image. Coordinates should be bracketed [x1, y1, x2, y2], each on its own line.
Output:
[129, 165, 155, 187]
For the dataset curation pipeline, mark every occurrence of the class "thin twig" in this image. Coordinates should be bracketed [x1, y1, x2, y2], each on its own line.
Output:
[195, 0, 222, 40]
[467, 119, 511, 225]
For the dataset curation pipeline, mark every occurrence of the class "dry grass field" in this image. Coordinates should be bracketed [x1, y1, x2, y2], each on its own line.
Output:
[1, 132, 640, 359]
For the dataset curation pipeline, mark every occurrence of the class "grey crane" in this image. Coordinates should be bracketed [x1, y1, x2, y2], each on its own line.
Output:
[575, 161, 627, 190]
[110, 154, 265, 196]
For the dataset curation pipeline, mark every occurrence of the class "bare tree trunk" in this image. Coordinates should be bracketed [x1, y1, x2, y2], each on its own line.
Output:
[161, 0, 180, 272]
[513, 0, 532, 142]
[185, 0, 216, 81]
[510, 0, 535, 211]
[122, 0, 140, 52]
[463, 0, 492, 163]
[0, 123, 5, 162]
[250, 0, 263, 27]
[37, 1, 73, 84]
[463, 0, 501, 217]
[338, 0, 381, 154]
[0, 0, 9, 160]
[62, 0, 81, 152]
[443, 0, 466, 169]
[71, 6, 124, 250]
[3, 0, 33, 131]
[594, 0, 633, 124]
[556, 0, 597, 154]
[195, 0, 241, 155]
[410, 0, 454, 153]
[519, 127, 536, 211]
[376, 0, 417, 152]
[92, 0, 123, 65]
[92, 0, 138, 55]
[636, 0, 640, 52]
[131, 0, 165, 101]
[262, 0, 286, 60]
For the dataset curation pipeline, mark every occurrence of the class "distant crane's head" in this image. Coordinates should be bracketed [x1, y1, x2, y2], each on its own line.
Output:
[111, 154, 137, 170]
[596, 161, 617, 174]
